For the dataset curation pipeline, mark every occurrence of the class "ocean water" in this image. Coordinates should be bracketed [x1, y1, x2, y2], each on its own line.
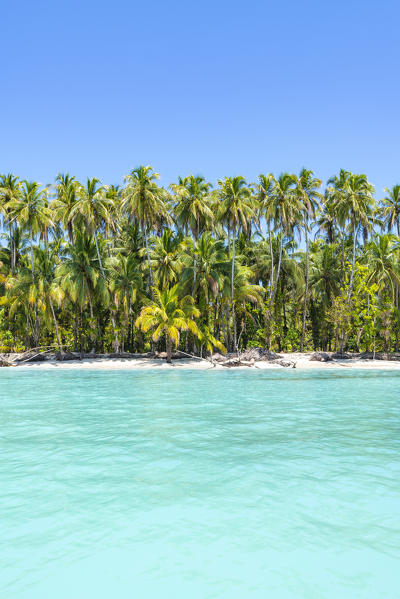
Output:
[0, 368, 399, 598]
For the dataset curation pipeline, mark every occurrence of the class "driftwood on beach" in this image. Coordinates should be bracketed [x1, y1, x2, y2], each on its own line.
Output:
[2, 347, 400, 368]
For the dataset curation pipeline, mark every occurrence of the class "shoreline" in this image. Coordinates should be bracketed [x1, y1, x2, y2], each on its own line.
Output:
[7, 354, 400, 371]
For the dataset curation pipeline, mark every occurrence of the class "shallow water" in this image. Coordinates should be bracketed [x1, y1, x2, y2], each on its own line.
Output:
[1, 368, 399, 598]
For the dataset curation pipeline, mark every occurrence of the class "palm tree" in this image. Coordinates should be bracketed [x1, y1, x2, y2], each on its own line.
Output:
[382, 185, 400, 236]
[269, 173, 300, 303]
[381, 184, 400, 309]
[172, 175, 213, 238]
[0, 174, 22, 272]
[294, 168, 323, 350]
[171, 175, 213, 292]
[326, 169, 351, 284]
[257, 173, 275, 297]
[122, 166, 167, 292]
[309, 242, 341, 306]
[364, 234, 400, 300]
[56, 231, 108, 350]
[181, 233, 229, 308]
[147, 229, 184, 289]
[71, 177, 114, 278]
[52, 173, 78, 242]
[108, 253, 143, 351]
[333, 173, 375, 299]
[198, 324, 226, 357]
[135, 285, 200, 362]
[217, 176, 254, 350]
[7, 181, 52, 343]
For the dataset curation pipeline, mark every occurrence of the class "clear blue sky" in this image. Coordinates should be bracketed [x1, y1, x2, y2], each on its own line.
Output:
[1, 0, 399, 195]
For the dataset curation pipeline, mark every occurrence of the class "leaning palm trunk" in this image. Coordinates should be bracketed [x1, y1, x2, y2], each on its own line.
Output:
[49, 297, 62, 354]
[300, 218, 309, 351]
[347, 223, 358, 301]
[94, 230, 120, 352]
[30, 232, 39, 346]
[231, 225, 236, 351]
[166, 336, 173, 363]
[143, 222, 154, 293]
[268, 221, 274, 299]
[271, 227, 284, 303]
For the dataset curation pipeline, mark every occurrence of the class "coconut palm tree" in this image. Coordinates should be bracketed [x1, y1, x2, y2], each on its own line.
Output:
[181, 233, 229, 308]
[268, 173, 300, 306]
[257, 173, 275, 296]
[108, 253, 143, 351]
[217, 176, 255, 349]
[7, 181, 53, 343]
[52, 173, 78, 242]
[0, 174, 23, 271]
[56, 231, 108, 351]
[147, 229, 184, 289]
[364, 234, 400, 300]
[382, 185, 400, 236]
[171, 174, 213, 292]
[326, 169, 352, 284]
[294, 168, 323, 350]
[172, 175, 213, 238]
[71, 177, 114, 278]
[333, 173, 375, 299]
[135, 285, 200, 362]
[198, 324, 226, 357]
[122, 166, 167, 292]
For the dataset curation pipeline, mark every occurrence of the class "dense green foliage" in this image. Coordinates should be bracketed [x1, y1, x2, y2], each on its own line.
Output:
[1, 167, 400, 356]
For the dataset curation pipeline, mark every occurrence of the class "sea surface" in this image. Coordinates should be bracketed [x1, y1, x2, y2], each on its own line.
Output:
[1, 368, 399, 598]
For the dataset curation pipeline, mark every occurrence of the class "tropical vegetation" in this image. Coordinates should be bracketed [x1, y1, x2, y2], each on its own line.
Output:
[1, 167, 400, 359]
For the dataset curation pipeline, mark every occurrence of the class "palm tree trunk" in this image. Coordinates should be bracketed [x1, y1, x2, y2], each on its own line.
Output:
[166, 336, 172, 363]
[231, 225, 237, 351]
[30, 232, 39, 346]
[94, 231, 106, 279]
[271, 227, 284, 303]
[143, 222, 154, 294]
[94, 231, 119, 352]
[268, 220, 274, 299]
[300, 219, 309, 351]
[340, 229, 345, 287]
[348, 223, 357, 301]
[9, 223, 15, 273]
[49, 297, 62, 353]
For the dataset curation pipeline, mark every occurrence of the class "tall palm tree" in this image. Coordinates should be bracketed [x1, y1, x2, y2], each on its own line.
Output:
[108, 253, 143, 351]
[382, 185, 400, 236]
[7, 181, 52, 343]
[122, 166, 167, 292]
[148, 229, 184, 289]
[181, 232, 229, 309]
[136, 285, 200, 362]
[52, 173, 78, 242]
[56, 232, 108, 351]
[294, 168, 323, 350]
[364, 234, 400, 300]
[257, 173, 275, 296]
[217, 176, 254, 350]
[326, 169, 351, 284]
[333, 173, 375, 299]
[0, 174, 22, 272]
[269, 173, 299, 303]
[172, 175, 213, 238]
[71, 177, 114, 278]
[171, 174, 213, 292]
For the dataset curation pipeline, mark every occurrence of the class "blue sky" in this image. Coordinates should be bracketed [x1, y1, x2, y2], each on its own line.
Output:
[1, 0, 399, 196]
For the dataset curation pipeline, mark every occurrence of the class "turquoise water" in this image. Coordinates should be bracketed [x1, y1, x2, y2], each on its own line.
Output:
[1, 369, 399, 598]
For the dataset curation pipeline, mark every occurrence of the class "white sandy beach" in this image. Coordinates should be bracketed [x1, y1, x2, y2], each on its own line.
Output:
[15, 354, 400, 370]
